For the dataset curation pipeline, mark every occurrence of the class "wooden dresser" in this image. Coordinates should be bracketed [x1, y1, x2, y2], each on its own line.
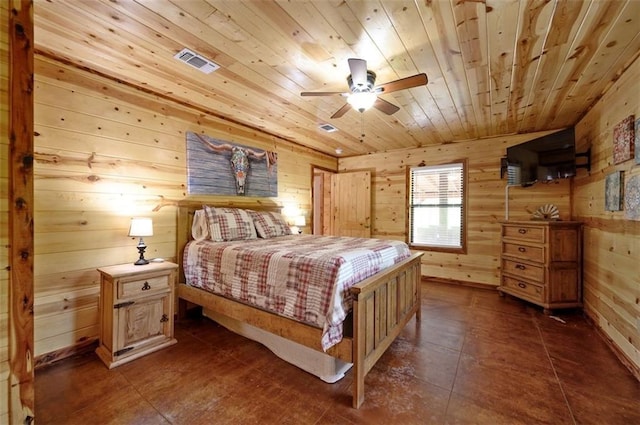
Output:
[499, 221, 582, 313]
[96, 261, 178, 368]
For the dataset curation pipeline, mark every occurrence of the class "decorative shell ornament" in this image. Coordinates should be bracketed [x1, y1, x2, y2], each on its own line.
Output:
[532, 204, 560, 221]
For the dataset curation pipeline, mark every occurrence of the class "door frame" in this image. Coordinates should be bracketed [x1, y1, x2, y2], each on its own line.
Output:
[310, 165, 336, 235]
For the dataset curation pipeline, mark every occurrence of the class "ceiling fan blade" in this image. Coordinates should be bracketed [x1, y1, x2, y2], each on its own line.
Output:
[300, 91, 346, 96]
[375, 73, 428, 94]
[331, 103, 352, 119]
[373, 97, 400, 115]
[348, 58, 368, 88]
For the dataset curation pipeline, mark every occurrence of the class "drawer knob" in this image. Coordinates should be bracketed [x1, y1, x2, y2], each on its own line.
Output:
[518, 247, 526, 253]
[141, 281, 151, 291]
[515, 264, 526, 270]
[518, 228, 527, 234]
[518, 282, 527, 289]
[160, 314, 169, 323]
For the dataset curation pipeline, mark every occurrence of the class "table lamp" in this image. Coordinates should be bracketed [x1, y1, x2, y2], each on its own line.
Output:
[128, 217, 153, 265]
[291, 215, 306, 234]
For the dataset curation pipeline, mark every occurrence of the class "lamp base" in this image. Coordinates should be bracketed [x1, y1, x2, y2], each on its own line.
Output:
[134, 240, 149, 266]
[134, 257, 149, 266]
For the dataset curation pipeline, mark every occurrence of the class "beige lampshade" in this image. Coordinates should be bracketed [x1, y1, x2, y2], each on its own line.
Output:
[128, 217, 153, 237]
[293, 215, 306, 227]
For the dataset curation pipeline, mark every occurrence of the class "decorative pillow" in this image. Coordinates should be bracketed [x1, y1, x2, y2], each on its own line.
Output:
[248, 210, 292, 238]
[203, 206, 257, 241]
[191, 209, 210, 241]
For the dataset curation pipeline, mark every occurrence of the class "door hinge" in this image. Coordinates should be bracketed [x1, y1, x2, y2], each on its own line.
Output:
[114, 347, 134, 357]
[114, 301, 135, 309]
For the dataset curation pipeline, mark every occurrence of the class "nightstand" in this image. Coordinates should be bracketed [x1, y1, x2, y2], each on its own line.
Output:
[96, 261, 178, 368]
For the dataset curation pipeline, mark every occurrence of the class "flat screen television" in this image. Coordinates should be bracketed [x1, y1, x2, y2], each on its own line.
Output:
[506, 127, 576, 186]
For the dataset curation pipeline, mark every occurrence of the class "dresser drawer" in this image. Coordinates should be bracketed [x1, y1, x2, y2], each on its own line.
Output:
[502, 242, 544, 263]
[118, 274, 170, 299]
[502, 225, 545, 243]
[501, 276, 544, 303]
[502, 258, 544, 283]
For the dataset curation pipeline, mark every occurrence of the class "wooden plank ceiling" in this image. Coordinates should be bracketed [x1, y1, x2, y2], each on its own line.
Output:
[33, 0, 640, 157]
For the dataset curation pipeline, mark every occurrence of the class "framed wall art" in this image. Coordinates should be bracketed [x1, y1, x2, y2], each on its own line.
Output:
[186, 131, 278, 197]
[605, 171, 624, 211]
[613, 115, 634, 164]
[635, 117, 640, 165]
[624, 174, 640, 221]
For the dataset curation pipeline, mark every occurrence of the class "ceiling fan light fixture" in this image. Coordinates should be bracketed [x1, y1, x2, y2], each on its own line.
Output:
[347, 91, 377, 112]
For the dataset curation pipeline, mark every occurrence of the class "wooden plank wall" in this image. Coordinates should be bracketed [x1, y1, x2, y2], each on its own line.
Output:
[1, 2, 10, 422]
[339, 132, 572, 286]
[32, 55, 336, 363]
[574, 57, 640, 376]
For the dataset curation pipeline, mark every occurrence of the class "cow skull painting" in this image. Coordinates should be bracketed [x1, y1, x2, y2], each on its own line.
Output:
[229, 146, 257, 194]
[186, 132, 278, 197]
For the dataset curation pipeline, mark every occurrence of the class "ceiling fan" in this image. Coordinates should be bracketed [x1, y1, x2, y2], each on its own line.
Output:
[301, 58, 428, 119]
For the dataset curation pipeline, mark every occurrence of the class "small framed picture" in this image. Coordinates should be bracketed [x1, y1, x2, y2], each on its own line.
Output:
[605, 171, 624, 211]
[635, 118, 640, 165]
[613, 115, 634, 164]
[625, 175, 640, 221]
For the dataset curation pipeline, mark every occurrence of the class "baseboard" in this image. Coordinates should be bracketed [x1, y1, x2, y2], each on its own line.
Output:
[583, 312, 640, 382]
[422, 276, 498, 291]
[34, 338, 98, 369]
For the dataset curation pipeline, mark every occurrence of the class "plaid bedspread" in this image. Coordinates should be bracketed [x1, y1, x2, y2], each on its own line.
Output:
[184, 235, 411, 350]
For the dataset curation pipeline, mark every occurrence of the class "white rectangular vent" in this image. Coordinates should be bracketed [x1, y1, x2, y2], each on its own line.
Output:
[174, 48, 220, 74]
[319, 123, 338, 132]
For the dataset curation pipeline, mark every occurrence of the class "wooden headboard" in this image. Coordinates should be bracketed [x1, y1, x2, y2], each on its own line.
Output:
[176, 199, 283, 283]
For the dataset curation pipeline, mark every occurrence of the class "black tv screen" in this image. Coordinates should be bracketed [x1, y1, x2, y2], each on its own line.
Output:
[506, 128, 576, 186]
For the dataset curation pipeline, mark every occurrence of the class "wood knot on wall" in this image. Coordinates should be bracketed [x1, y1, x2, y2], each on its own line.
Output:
[22, 154, 33, 170]
[15, 197, 27, 210]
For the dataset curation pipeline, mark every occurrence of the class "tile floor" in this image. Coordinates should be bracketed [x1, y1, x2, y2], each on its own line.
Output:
[35, 282, 640, 424]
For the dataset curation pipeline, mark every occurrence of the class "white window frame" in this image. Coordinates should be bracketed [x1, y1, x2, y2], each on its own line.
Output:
[407, 160, 467, 253]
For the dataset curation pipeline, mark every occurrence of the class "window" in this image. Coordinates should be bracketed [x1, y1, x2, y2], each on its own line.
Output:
[408, 161, 467, 253]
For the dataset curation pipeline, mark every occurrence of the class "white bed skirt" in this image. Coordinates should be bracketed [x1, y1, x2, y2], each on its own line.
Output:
[203, 308, 353, 383]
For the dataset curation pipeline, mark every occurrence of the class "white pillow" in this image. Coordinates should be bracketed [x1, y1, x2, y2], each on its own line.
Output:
[191, 209, 210, 241]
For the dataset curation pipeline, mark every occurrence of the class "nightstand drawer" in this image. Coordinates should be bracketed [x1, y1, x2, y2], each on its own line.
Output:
[502, 225, 545, 243]
[502, 258, 544, 283]
[501, 276, 544, 303]
[502, 242, 544, 263]
[119, 274, 170, 299]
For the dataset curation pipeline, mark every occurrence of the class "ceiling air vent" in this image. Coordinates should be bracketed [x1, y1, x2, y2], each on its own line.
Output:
[174, 48, 220, 74]
[319, 123, 338, 133]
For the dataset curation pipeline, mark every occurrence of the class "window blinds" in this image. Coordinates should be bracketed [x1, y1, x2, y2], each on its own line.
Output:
[409, 163, 464, 248]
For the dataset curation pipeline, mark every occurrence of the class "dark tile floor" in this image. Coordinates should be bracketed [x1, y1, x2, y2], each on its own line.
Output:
[35, 282, 640, 424]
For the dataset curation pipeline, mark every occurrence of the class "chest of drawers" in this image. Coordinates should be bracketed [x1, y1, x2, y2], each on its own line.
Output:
[499, 221, 582, 313]
[96, 261, 178, 368]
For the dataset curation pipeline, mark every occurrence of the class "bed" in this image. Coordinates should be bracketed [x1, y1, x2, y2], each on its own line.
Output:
[175, 200, 423, 408]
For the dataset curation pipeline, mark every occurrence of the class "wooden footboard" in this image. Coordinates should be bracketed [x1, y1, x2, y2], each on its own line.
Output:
[351, 251, 423, 408]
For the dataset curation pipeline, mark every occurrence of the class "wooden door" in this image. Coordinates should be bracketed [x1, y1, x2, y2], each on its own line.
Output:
[331, 171, 371, 237]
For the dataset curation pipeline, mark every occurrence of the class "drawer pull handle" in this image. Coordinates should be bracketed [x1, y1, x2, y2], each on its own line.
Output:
[518, 247, 526, 253]
[141, 281, 151, 291]
[515, 264, 526, 270]
[518, 282, 527, 289]
[518, 228, 527, 234]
